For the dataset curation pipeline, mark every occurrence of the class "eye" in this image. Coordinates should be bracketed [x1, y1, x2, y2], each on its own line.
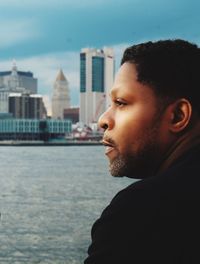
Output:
[114, 99, 127, 107]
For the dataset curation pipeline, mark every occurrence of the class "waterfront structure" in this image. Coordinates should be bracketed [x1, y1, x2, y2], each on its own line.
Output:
[0, 118, 71, 141]
[9, 93, 46, 119]
[80, 47, 114, 125]
[0, 63, 37, 113]
[63, 107, 79, 124]
[52, 69, 70, 119]
[0, 113, 13, 119]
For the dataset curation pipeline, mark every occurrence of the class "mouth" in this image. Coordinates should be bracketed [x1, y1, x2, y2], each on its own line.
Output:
[101, 139, 116, 156]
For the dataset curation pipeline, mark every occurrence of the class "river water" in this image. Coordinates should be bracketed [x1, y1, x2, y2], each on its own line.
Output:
[0, 146, 134, 264]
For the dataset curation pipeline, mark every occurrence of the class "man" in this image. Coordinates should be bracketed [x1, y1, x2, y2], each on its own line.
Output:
[84, 39, 200, 263]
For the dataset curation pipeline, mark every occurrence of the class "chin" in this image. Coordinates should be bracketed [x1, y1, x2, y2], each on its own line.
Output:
[108, 146, 161, 179]
[109, 159, 155, 179]
[109, 163, 135, 178]
[110, 170, 125, 178]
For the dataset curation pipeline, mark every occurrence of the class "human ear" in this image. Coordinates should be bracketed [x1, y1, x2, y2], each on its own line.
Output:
[169, 99, 192, 133]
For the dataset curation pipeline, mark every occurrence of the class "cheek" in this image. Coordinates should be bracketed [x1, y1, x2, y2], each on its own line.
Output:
[114, 110, 157, 149]
[116, 109, 155, 135]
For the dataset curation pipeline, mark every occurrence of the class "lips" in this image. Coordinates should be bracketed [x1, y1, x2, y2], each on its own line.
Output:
[105, 145, 115, 155]
[102, 139, 116, 156]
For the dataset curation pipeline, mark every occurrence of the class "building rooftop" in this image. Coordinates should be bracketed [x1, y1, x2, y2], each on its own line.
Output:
[56, 69, 67, 82]
[0, 71, 33, 78]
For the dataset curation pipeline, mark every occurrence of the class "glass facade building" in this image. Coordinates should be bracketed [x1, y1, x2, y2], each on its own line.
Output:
[80, 54, 105, 93]
[92, 57, 104, 92]
[79, 48, 114, 125]
[80, 53, 86, 93]
[0, 118, 72, 140]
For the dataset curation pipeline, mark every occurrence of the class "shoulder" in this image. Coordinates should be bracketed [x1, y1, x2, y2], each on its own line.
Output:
[87, 179, 168, 263]
[85, 146, 200, 263]
[96, 178, 162, 230]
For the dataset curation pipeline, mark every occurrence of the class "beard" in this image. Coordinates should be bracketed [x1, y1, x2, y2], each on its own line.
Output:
[109, 119, 163, 179]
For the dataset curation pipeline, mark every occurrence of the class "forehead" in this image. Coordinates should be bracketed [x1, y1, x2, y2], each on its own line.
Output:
[114, 62, 138, 84]
[111, 62, 155, 101]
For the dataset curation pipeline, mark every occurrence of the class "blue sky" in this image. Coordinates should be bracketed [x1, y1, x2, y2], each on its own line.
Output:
[0, 0, 199, 113]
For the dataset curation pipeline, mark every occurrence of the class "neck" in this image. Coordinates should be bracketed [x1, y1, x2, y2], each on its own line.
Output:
[157, 121, 200, 175]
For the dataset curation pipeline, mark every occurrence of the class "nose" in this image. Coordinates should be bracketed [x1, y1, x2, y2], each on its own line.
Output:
[98, 108, 114, 131]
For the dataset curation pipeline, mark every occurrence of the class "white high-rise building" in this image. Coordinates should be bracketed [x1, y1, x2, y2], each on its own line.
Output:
[52, 69, 70, 119]
[0, 62, 37, 113]
[80, 47, 114, 126]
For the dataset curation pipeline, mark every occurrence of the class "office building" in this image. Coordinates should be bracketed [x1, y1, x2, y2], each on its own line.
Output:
[9, 93, 46, 119]
[0, 62, 37, 113]
[80, 47, 114, 125]
[52, 69, 70, 119]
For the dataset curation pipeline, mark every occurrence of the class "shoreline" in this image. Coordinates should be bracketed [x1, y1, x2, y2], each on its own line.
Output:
[0, 140, 102, 146]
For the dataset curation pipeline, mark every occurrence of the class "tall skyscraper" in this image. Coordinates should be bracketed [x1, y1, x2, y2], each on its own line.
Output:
[0, 62, 37, 113]
[52, 69, 70, 119]
[80, 47, 114, 126]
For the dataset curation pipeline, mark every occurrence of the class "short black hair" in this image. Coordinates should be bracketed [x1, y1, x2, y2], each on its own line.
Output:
[121, 39, 200, 115]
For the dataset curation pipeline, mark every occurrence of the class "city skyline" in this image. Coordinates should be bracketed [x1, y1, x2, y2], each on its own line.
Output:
[0, 0, 200, 114]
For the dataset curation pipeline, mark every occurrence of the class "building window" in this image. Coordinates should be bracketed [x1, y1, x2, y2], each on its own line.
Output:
[80, 53, 86, 93]
[92, 57, 104, 92]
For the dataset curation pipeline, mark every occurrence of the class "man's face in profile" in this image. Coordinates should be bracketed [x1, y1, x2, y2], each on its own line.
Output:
[99, 62, 168, 178]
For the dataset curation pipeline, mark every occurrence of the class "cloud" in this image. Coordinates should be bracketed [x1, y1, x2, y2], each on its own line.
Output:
[0, 19, 40, 49]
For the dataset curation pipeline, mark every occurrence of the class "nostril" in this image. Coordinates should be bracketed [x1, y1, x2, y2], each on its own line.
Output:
[98, 111, 112, 131]
[102, 124, 108, 130]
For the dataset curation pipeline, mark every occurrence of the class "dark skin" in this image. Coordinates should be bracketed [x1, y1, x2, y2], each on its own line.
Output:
[99, 62, 193, 178]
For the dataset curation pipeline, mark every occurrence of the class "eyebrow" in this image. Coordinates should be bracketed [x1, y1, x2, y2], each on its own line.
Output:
[110, 87, 120, 97]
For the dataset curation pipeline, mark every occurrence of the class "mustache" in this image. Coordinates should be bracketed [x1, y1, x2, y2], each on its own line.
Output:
[102, 135, 117, 148]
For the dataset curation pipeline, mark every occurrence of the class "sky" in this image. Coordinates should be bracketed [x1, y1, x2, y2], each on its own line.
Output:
[0, 0, 200, 114]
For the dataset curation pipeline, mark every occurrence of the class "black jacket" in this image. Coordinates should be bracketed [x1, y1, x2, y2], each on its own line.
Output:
[84, 145, 200, 264]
